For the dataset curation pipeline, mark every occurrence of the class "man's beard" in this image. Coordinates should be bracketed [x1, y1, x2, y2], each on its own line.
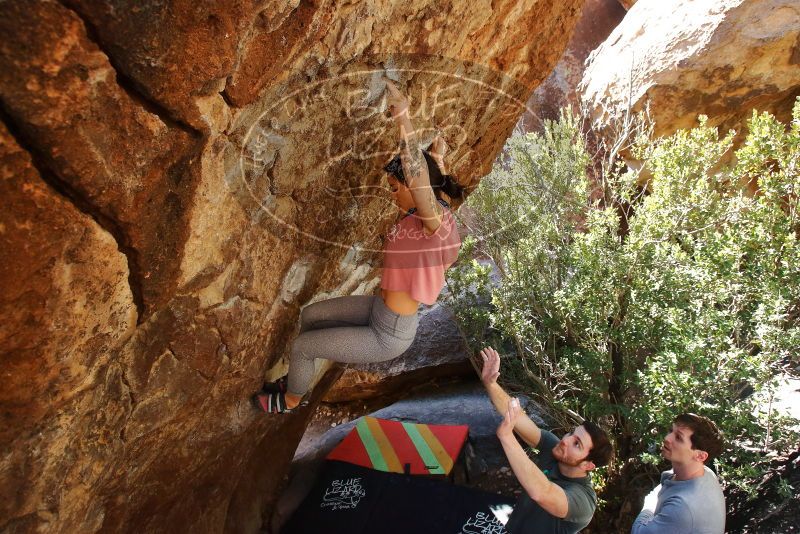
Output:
[553, 443, 585, 468]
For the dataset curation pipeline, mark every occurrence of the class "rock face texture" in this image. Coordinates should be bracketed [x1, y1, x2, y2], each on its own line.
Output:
[0, 1, 584, 532]
[580, 0, 800, 141]
[0, 121, 137, 534]
[520, 0, 626, 132]
[323, 305, 474, 403]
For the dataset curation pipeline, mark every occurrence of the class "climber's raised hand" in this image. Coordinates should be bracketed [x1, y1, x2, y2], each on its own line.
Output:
[385, 80, 410, 120]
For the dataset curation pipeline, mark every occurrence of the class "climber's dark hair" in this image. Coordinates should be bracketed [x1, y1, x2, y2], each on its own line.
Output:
[582, 420, 614, 468]
[384, 150, 465, 201]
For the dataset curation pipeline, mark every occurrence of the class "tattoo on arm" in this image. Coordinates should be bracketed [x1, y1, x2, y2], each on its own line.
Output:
[408, 148, 424, 178]
[399, 139, 424, 180]
[399, 135, 440, 229]
[428, 194, 441, 221]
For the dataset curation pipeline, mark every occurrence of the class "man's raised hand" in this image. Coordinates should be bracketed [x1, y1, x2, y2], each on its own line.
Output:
[497, 397, 521, 440]
[482, 346, 542, 448]
[480, 346, 501, 386]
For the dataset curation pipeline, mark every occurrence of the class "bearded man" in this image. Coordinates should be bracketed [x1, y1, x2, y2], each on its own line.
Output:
[480, 347, 614, 534]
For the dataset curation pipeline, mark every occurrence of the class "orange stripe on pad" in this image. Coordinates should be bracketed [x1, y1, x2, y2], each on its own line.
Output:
[364, 416, 403, 473]
[415, 423, 454, 473]
[428, 424, 470, 461]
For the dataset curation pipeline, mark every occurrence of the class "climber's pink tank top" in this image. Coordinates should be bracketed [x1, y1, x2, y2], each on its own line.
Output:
[380, 206, 461, 306]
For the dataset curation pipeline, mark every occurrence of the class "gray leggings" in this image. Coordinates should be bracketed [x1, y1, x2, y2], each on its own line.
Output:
[287, 295, 419, 396]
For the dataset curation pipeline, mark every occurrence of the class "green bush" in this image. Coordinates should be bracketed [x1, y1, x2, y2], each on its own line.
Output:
[444, 102, 800, 496]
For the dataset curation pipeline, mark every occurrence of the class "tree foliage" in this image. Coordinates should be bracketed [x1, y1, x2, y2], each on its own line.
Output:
[444, 101, 800, 496]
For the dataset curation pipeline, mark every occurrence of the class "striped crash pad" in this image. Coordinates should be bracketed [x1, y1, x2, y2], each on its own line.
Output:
[325, 416, 469, 475]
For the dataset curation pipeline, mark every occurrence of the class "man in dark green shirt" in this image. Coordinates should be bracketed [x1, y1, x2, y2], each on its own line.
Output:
[480, 347, 614, 534]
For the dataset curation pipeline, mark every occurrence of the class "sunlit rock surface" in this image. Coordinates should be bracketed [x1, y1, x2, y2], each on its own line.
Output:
[520, 0, 626, 132]
[580, 0, 800, 140]
[0, 0, 584, 532]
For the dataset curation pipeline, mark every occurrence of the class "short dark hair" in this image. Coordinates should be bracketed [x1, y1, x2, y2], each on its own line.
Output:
[384, 150, 465, 200]
[582, 421, 614, 467]
[673, 413, 724, 462]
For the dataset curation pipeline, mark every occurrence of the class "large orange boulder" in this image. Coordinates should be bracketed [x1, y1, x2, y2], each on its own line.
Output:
[0, 0, 584, 531]
[520, 0, 626, 132]
[580, 0, 800, 140]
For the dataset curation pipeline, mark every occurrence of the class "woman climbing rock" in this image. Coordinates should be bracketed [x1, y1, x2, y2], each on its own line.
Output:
[253, 80, 464, 413]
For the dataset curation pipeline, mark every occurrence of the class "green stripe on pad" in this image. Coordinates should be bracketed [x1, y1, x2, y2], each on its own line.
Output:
[401, 422, 445, 474]
[356, 418, 388, 471]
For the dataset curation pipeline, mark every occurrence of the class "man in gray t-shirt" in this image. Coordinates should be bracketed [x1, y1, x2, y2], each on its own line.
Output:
[480, 347, 614, 534]
[504, 430, 597, 533]
[632, 413, 726, 534]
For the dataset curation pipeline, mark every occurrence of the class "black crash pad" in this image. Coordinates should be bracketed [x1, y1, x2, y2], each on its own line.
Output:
[282, 460, 515, 534]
